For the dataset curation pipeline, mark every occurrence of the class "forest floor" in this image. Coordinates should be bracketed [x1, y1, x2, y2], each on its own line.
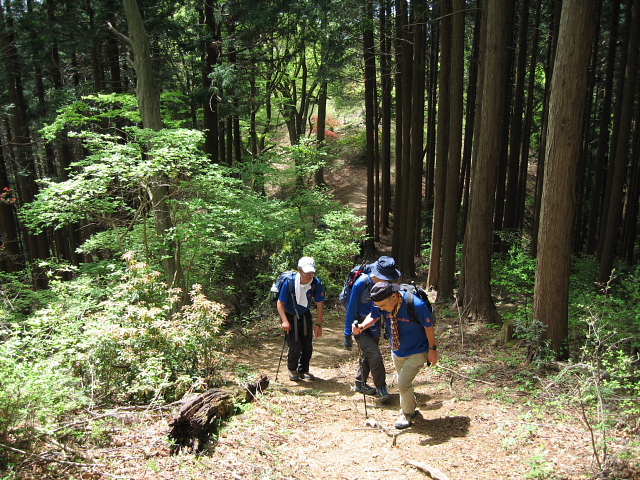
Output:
[34, 317, 640, 480]
[16, 160, 640, 480]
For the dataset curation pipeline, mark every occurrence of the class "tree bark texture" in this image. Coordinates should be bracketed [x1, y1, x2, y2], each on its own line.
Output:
[439, 0, 465, 300]
[363, 0, 377, 255]
[122, 0, 185, 296]
[533, 0, 595, 357]
[598, 0, 640, 285]
[428, 0, 451, 289]
[458, 0, 511, 323]
[168, 376, 269, 453]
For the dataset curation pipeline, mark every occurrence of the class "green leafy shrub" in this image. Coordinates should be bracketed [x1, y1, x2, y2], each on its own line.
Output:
[81, 254, 228, 403]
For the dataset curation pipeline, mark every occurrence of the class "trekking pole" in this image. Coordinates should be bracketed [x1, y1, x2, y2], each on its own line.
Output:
[275, 333, 287, 381]
[353, 321, 368, 419]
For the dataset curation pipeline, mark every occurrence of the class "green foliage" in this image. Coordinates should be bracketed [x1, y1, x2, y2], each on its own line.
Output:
[492, 232, 537, 346]
[40, 92, 194, 139]
[21, 126, 208, 235]
[0, 349, 86, 459]
[542, 275, 640, 471]
[0, 272, 55, 326]
[0, 256, 232, 470]
[303, 210, 365, 294]
[81, 254, 228, 403]
[40, 94, 141, 140]
[524, 449, 555, 479]
[0, 270, 91, 457]
[492, 230, 536, 299]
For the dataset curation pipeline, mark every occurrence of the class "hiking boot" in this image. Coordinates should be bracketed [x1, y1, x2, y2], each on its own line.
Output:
[288, 370, 300, 381]
[395, 411, 415, 429]
[299, 372, 315, 380]
[376, 386, 391, 403]
[355, 383, 377, 396]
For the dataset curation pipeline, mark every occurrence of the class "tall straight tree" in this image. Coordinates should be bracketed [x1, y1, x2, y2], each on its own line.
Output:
[392, 0, 411, 260]
[586, 0, 620, 254]
[502, 0, 530, 237]
[379, 0, 392, 234]
[428, 0, 451, 289]
[118, 0, 185, 296]
[598, 0, 640, 285]
[403, 0, 428, 277]
[363, 0, 377, 254]
[0, 137, 22, 272]
[457, 0, 511, 322]
[438, 0, 465, 300]
[460, 0, 481, 240]
[202, 0, 221, 162]
[533, 0, 595, 358]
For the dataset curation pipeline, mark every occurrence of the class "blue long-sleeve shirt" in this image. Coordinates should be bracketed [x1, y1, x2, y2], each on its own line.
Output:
[344, 273, 379, 337]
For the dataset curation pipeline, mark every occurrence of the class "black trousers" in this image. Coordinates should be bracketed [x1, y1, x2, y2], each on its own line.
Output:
[285, 310, 313, 374]
[354, 329, 386, 388]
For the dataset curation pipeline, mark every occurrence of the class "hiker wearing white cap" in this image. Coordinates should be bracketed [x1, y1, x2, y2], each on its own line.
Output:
[276, 256, 326, 381]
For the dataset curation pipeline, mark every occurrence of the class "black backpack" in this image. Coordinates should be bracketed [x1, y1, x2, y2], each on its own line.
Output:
[400, 283, 434, 325]
[339, 261, 373, 307]
[270, 270, 316, 303]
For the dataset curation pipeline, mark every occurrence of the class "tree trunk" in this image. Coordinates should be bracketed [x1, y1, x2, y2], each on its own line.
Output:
[502, 0, 530, 237]
[0, 135, 22, 273]
[598, 0, 640, 285]
[121, 0, 185, 299]
[404, 0, 427, 278]
[439, 0, 464, 300]
[621, 114, 640, 263]
[363, 0, 377, 255]
[458, 0, 511, 323]
[168, 375, 269, 453]
[533, 0, 595, 358]
[517, 0, 542, 232]
[428, 0, 451, 289]
[532, 0, 561, 257]
[379, 0, 392, 235]
[0, 0, 48, 287]
[202, 0, 221, 162]
[585, 0, 620, 254]
[314, 80, 328, 187]
[460, 0, 481, 241]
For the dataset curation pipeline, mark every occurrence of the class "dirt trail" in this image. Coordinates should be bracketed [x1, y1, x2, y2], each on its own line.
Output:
[80, 316, 618, 480]
[197, 320, 599, 480]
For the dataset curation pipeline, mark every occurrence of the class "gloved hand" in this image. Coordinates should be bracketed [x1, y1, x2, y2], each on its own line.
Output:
[343, 334, 353, 350]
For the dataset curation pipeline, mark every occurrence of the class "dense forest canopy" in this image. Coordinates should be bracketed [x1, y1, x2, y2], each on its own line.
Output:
[1, 0, 640, 476]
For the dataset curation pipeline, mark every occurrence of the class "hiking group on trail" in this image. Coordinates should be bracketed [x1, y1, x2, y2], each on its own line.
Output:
[275, 255, 439, 430]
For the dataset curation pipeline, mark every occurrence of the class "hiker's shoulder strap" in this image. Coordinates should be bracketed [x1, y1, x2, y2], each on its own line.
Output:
[403, 289, 423, 325]
[356, 274, 373, 303]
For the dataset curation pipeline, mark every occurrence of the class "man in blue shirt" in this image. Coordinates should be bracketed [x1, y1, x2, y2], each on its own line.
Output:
[277, 257, 326, 381]
[353, 281, 438, 429]
[344, 256, 401, 402]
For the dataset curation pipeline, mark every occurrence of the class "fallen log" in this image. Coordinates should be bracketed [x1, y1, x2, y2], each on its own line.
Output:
[168, 374, 269, 454]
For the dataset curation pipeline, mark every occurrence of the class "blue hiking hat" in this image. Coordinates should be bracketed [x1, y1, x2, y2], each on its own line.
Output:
[370, 256, 401, 281]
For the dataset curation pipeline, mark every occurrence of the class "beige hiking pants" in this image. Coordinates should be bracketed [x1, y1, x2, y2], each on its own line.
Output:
[392, 350, 427, 414]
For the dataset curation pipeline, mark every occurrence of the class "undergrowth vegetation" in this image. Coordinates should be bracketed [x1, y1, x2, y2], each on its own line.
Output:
[491, 235, 640, 474]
